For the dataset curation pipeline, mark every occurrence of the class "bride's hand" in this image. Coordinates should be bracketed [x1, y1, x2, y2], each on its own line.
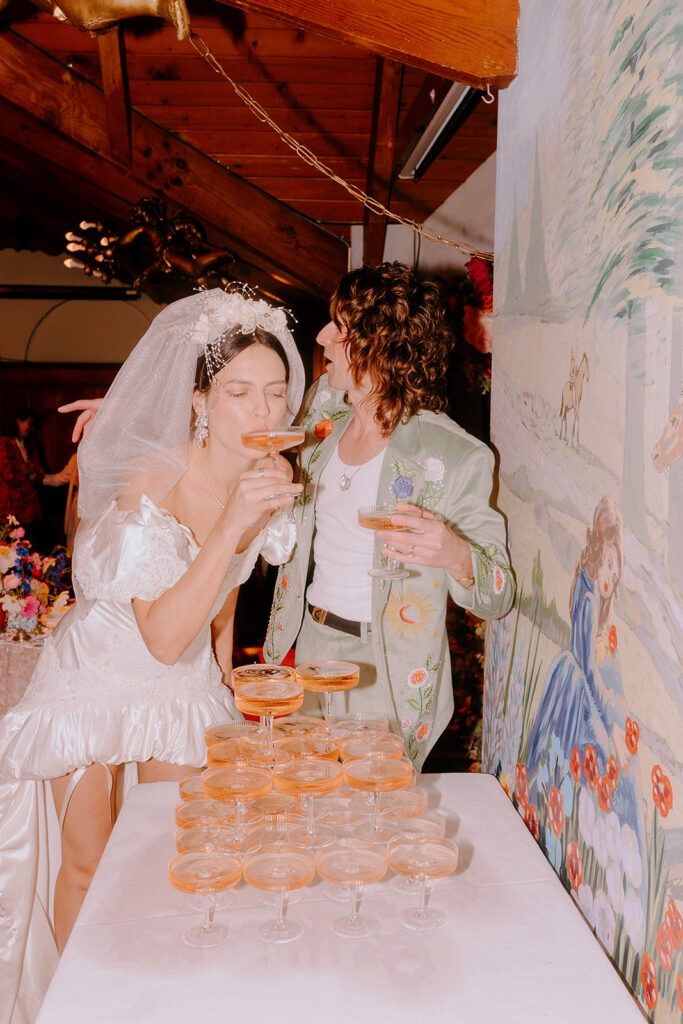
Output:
[58, 398, 103, 442]
[222, 464, 301, 535]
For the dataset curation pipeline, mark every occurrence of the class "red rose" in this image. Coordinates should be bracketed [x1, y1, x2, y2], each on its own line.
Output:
[514, 764, 529, 808]
[314, 418, 334, 440]
[584, 745, 599, 790]
[570, 747, 582, 783]
[597, 775, 612, 813]
[605, 755, 619, 793]
[652, 765, 673, 817]
[608, 624, 617, 653]
[548, 786, 564, 836]
[625, 717, 639, 755]
[657, 925, 673, 972]
[665, 899, 682, 951]
[641, 955, 658, 1009]
[566, 841, 583, 891]
[523, 802, 539, 840]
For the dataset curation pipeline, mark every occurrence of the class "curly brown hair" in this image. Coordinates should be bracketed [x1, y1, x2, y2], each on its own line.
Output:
[330, 262, 454, 435]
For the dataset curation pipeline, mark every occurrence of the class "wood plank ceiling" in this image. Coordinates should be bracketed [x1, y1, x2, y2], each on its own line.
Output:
[0, 0, 505, 317]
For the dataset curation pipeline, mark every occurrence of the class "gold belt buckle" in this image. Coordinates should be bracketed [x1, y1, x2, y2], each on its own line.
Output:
[311, 606, 327, 625]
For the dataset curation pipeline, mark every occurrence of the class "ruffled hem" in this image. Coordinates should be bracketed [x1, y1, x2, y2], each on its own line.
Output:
[0, 692, 237, 780]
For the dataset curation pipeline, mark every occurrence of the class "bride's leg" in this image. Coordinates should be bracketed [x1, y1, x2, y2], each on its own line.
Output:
[137, 757, 200, 783]
[51, 763, 119, 952]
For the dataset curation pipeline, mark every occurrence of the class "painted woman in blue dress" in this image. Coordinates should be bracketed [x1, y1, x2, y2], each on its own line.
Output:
[525, 497, 646, 858]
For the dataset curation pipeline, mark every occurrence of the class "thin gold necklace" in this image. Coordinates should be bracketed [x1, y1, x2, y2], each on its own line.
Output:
[193, 443, 225, 510]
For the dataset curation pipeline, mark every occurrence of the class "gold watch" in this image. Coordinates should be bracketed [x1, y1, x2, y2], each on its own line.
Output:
[456, 575, 475, 590]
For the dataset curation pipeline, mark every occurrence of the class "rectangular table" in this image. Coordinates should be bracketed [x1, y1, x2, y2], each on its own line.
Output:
[36, 773, 645, 1024]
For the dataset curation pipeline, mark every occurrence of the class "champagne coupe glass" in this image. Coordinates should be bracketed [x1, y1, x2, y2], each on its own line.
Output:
[178, 773, 208, 802]
[175, 799, 236, 831]
[295, 661, 360, 734]
[274, 713, 328, 737]
[274, 757, 343, 849]
[388, 836, 459, 931]
[243, 844, 315, 943]
[232, 664, 302, 752]
[390, 810, 446, 895]
[274, 734, 341, 761]
[176, 825, 245, 855]
[241, 427, 306, 469]
[316, 840, 388, 938]
[204, 721, 258, 748]
[343, 755, 414, 844]
[168, 851, 242, 948]
[357, 504, 420, 580]
[378, 785, 429, 819]
[202, 763, 273, 841]
[332, 712, 390, 738]
[340, 732, 405, 762]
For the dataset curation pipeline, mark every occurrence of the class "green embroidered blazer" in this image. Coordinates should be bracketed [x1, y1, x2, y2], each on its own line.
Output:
[264, 376, 515, 767]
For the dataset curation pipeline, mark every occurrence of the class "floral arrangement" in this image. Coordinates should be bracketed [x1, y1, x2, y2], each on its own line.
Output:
[445, 257, 494, 399]
[0, 515, 71, 638]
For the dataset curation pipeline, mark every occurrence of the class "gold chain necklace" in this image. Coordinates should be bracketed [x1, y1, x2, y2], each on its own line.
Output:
[193, 443, 225, 510]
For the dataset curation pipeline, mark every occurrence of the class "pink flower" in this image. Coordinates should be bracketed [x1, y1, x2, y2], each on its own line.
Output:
[30, 552, 43, 572]
[407, 668, 428, 689]
[401, 718, 410, 731]
[19, 595, 41, 618]
[9, 527, 25, 539]
[3, 573, 20, 589]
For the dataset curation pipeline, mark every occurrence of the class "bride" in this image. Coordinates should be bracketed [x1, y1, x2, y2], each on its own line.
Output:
[0, 288, 304, 1023]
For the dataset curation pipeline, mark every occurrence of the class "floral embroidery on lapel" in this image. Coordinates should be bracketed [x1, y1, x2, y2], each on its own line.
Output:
[390, 457, 417, 500]
[297, 401, 349, 521]
[402, 654, 441, 762]
[471, 542, 514, 592]
[264, 573, 288, 661]
[415, 456, 445, 510]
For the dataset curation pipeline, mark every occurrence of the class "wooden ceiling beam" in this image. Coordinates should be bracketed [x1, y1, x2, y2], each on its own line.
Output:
[363, 57, 402, 266]
[97, 25, 131, 165]
[220, 0, 518, 88]
[0, 30, 347, 297]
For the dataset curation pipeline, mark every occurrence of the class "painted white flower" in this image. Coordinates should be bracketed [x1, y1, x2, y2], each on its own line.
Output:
[593, 818, 609, 868]
[316, 387, 332, 406]
[0, 594, 20, 613]
[593, 890, 616, 953]
[578, 788, 595, 844]
[0, 546, 14, 573]
[606, 862, 624, 914]
[605, 812, 621, 863]
[578, 883, 594, 922]
[621, 824, 642, 889]
[622, 888, 645, 949]
[423, 457, 445, 482]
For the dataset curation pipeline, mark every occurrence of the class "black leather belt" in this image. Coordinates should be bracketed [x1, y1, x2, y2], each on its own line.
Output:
[308, 603, 370, 638]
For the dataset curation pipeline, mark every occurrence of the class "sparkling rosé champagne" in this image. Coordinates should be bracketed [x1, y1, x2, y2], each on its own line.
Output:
[387, 836, 459, 932]
[243, 845, 315, 944]
[241, 428, 306, 455]
[295, 660, 359, 734]
[168, 850, 242, 948]
[316, 841, 388, 939]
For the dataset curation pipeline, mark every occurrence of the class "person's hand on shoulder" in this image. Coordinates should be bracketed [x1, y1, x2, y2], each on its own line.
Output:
[58, 399, 103, 442]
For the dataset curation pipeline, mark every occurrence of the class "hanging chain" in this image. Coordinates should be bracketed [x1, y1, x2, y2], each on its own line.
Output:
[188, 33, 494, 263]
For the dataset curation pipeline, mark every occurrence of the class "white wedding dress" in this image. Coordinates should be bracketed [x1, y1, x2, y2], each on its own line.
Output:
[0, 495, 293, 1024]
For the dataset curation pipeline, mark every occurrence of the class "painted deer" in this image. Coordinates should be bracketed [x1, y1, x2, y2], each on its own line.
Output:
[652, 399, 683, 473]
[0, 0, 190, 39]
[559, 352, 589, 448]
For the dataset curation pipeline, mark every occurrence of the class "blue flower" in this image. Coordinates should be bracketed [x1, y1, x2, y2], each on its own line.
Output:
[392, 476, 414, 500]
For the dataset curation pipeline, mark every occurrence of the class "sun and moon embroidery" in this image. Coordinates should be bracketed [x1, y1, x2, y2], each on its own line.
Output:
[384, 585, 435, 641]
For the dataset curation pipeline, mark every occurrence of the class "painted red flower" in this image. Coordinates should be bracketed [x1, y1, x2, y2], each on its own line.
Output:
[548, 786, 564, 836]
[570, 747, 582, 782]
[676, 972, 683, 1013]
[608, 624, 617, 653]
[657, 925, 673, 972]
[597, 775, 612, 813]
[523, 802, 539, 841]
[605, 755, 619, 792]
[314, 418, 334, 440]
[514, 764, 529, 808]
[584, 745, 599, 791]
[665, 900, 683, 951]
[625, 717, 639, 755]
[641, 955, 658, 1009]
[566, 841, 583, 891]
[652, 765, 673, 817]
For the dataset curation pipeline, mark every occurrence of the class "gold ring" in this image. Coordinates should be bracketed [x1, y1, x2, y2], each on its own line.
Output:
[258, 468, 265, 478]
[408, 546, 414, 557]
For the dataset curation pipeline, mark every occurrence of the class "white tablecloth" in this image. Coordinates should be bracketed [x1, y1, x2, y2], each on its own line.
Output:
[35, 773, 644, 1024]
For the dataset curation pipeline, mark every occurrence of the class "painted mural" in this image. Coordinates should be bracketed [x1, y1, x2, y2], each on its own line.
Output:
[486, 0, 683, 1020]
